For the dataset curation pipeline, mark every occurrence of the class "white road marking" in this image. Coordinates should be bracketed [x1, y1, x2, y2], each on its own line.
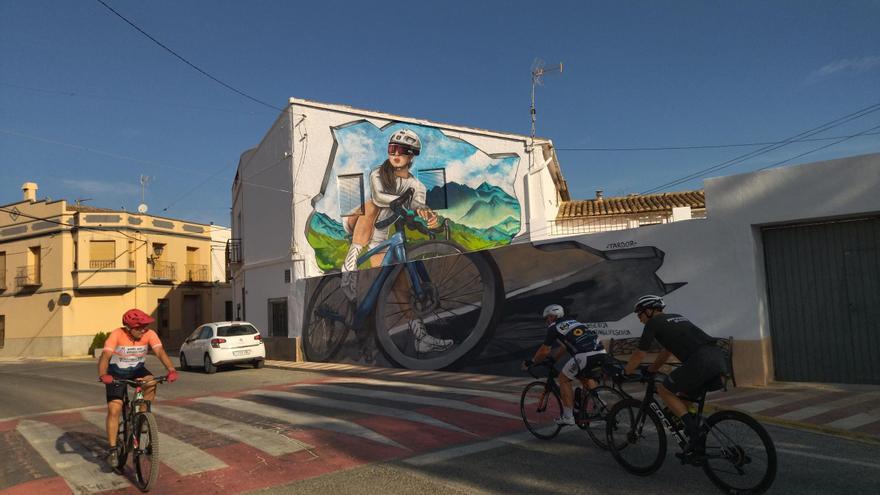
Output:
[826, 413, 880, 430]
[777, 447, 880, 469]
[16, 419, 131, 493]
[194, 396, 406, 450]
[245, 389, 471, 434]
[330, 377, 522, 403]
[80, 410, 227, 476]
[155, 405, 312, 456]
[292, 383, 518, 419]
[403, 428, 556, 466]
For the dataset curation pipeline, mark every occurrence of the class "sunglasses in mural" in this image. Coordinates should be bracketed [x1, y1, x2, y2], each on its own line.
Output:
[387, 144, 417, 156]
[301, 187, 503, 370]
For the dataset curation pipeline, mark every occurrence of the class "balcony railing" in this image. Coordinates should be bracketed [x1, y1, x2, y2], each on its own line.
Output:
[15, 266, 41, 287]
[90, 259, 117, 269]
[226, 239, 242, 264]
[150, 261, 176, 281]
[185, 264, 209, 282]
[0, 269, 6, 290]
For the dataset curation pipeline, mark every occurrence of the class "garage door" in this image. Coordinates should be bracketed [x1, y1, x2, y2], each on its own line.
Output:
[763, 216, 880, 384]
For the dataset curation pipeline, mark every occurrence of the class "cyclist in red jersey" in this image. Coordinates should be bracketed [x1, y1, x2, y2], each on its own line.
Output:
[98, 309, 178, 467]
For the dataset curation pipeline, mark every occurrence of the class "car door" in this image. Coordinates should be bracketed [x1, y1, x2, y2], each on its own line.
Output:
[181, 328, 201, 364]
[193, 326, 213, 365]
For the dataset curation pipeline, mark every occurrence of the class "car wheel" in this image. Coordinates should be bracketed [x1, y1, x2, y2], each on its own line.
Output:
[253, 359, 265, 369]
[179, 352, 189, 371]
[204, 354, 217, 374]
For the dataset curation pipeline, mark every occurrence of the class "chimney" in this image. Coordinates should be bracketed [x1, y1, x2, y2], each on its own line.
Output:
[22, 182, 38, 202]
[595, 190, 604, 200]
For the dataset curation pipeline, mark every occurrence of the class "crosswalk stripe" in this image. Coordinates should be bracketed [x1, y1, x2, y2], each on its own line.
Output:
[292, 383, 518, 419]
[80, 410, 228, 476]
[155, 405, 313, 456]
[16, 419, 131, 493]
[245, 390, 472, 434]
[194, 396, 406, 449]
[402, 428, 555, 466]
[825, 413, 880, 430]
[330, 377, 522, 403]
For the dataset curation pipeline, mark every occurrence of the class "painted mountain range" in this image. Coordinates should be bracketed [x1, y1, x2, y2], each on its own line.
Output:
[307, 181, 522, 271]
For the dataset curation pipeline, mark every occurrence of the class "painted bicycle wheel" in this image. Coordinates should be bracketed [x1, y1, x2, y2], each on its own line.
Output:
[301, 272, 354, 362]
[373, 241, 503, 370]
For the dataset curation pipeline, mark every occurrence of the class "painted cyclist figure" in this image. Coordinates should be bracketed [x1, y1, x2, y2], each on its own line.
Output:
[98, 309, 178, 467]
[523, 304, 608, 425]
[340, 128, 452, 354]
[622, 295, 729, 455]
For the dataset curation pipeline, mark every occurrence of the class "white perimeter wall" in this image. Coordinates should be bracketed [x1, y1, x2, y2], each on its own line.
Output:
[536, 153, 880, 343]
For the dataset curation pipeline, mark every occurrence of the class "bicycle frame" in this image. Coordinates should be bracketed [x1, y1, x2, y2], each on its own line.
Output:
[634, 377, 705, 451]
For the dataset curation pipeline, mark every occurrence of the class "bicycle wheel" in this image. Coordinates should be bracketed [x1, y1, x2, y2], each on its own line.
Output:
[606, 398, 667, 475]
[133, 412, 160, 492]
[373, 241, 503, 370]
[302, 272, 353, 362]
[584, 385, 626, 450]
[113, 416, 129, 473]
[702, 410, 777, 495]
[520, 381, 563, 440]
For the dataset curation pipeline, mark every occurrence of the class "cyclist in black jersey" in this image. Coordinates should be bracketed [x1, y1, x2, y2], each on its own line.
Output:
[523, 304, 607, 426]
[623, 295, 729, 451]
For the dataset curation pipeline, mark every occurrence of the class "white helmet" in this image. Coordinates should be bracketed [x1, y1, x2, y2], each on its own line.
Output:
[634, 294, 666, 313]
[542, 304, 564, 319]
[389, 128, 421, 155]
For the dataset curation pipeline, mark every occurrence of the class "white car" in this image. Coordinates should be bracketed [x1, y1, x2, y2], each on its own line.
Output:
[178, 321, 266, 373]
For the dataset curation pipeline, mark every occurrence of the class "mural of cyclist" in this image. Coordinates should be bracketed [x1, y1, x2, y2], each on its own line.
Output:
[340, 128, 452, 354]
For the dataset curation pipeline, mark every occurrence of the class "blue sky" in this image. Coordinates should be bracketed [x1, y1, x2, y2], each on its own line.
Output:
[1, 1, 878, 226]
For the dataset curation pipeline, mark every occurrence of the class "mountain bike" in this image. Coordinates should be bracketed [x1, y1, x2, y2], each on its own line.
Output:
[109, 376, 167, 492]
[605, 367, 776, 494]
[520, 357, 628, 449]
[302, 188, 504, 370]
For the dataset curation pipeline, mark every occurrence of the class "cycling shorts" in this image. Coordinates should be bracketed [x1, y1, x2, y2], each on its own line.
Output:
[663, 345, 728, 397]
[562, 351, 607, 380]
[105, 366, 153, 403]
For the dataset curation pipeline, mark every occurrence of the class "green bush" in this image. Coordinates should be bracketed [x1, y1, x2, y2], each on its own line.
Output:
[89, 331, 110, 356]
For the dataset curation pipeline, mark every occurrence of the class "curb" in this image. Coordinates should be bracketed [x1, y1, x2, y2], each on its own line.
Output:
[703, 403, 880, 446]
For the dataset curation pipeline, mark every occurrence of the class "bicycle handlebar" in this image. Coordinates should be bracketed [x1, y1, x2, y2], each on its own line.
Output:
[99, 376, 169, 387]
[375, 188, 447, 237]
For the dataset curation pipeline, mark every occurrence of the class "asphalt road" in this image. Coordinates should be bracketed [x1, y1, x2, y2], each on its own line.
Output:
[2, 358, 879, 494]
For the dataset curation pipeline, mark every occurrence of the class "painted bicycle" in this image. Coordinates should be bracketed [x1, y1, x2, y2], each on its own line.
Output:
[302, 188, 504, 370]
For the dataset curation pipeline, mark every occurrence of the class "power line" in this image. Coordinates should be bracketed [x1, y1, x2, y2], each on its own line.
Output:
[756, 122, 880, 171]
[640, 102, 880, 194]
[94, 0, 282, 112]
[0, 82, 268, 116]
[556, 131, 880, 152]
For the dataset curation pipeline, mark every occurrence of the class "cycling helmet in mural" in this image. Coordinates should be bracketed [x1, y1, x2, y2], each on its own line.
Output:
[542, 304, 565, 319]
[388, 128, 421, 155]
[123, 308, 155, 329]
[634, 295, 666, 313]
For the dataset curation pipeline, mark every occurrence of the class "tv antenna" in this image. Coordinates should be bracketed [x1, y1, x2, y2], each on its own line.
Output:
[530, 58, 563, 140]
[138, 175, 152, 214]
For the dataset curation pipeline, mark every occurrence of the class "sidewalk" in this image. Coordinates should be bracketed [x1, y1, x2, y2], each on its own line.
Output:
[266, 360, 880, 444]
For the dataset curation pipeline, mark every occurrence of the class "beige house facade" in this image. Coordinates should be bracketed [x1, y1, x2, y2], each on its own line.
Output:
[0, 183, 231, 358]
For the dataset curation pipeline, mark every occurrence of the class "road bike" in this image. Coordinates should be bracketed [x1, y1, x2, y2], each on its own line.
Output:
[302, 188, 504, 370]
[108, 376, 168, 492]
[520, 358, 628, 449]
[605, 367, 776, 494]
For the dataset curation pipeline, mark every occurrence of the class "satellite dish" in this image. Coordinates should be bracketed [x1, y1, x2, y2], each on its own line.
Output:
[138, 203, 148, 214]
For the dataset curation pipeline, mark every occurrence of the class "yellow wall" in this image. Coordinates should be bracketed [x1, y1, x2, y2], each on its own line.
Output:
[0, 198, 228, 357]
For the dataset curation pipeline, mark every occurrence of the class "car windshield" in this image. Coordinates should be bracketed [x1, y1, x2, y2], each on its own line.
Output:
[217, 324, 259, 337]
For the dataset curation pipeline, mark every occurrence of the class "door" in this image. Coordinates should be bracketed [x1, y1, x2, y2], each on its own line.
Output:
[763, 216, 880, 384]
[181, 295, 202, 349]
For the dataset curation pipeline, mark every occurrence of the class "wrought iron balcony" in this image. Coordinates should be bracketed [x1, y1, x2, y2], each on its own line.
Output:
[150, 261, 176, 281]
[185, 264, 209, 282]
[15, 266, 41, 287]
[90, 259, 117, 269]
[226, 239, 242, 264]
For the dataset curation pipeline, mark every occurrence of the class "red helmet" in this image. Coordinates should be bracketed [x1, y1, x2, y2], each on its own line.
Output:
[122, 309, 155, 329]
